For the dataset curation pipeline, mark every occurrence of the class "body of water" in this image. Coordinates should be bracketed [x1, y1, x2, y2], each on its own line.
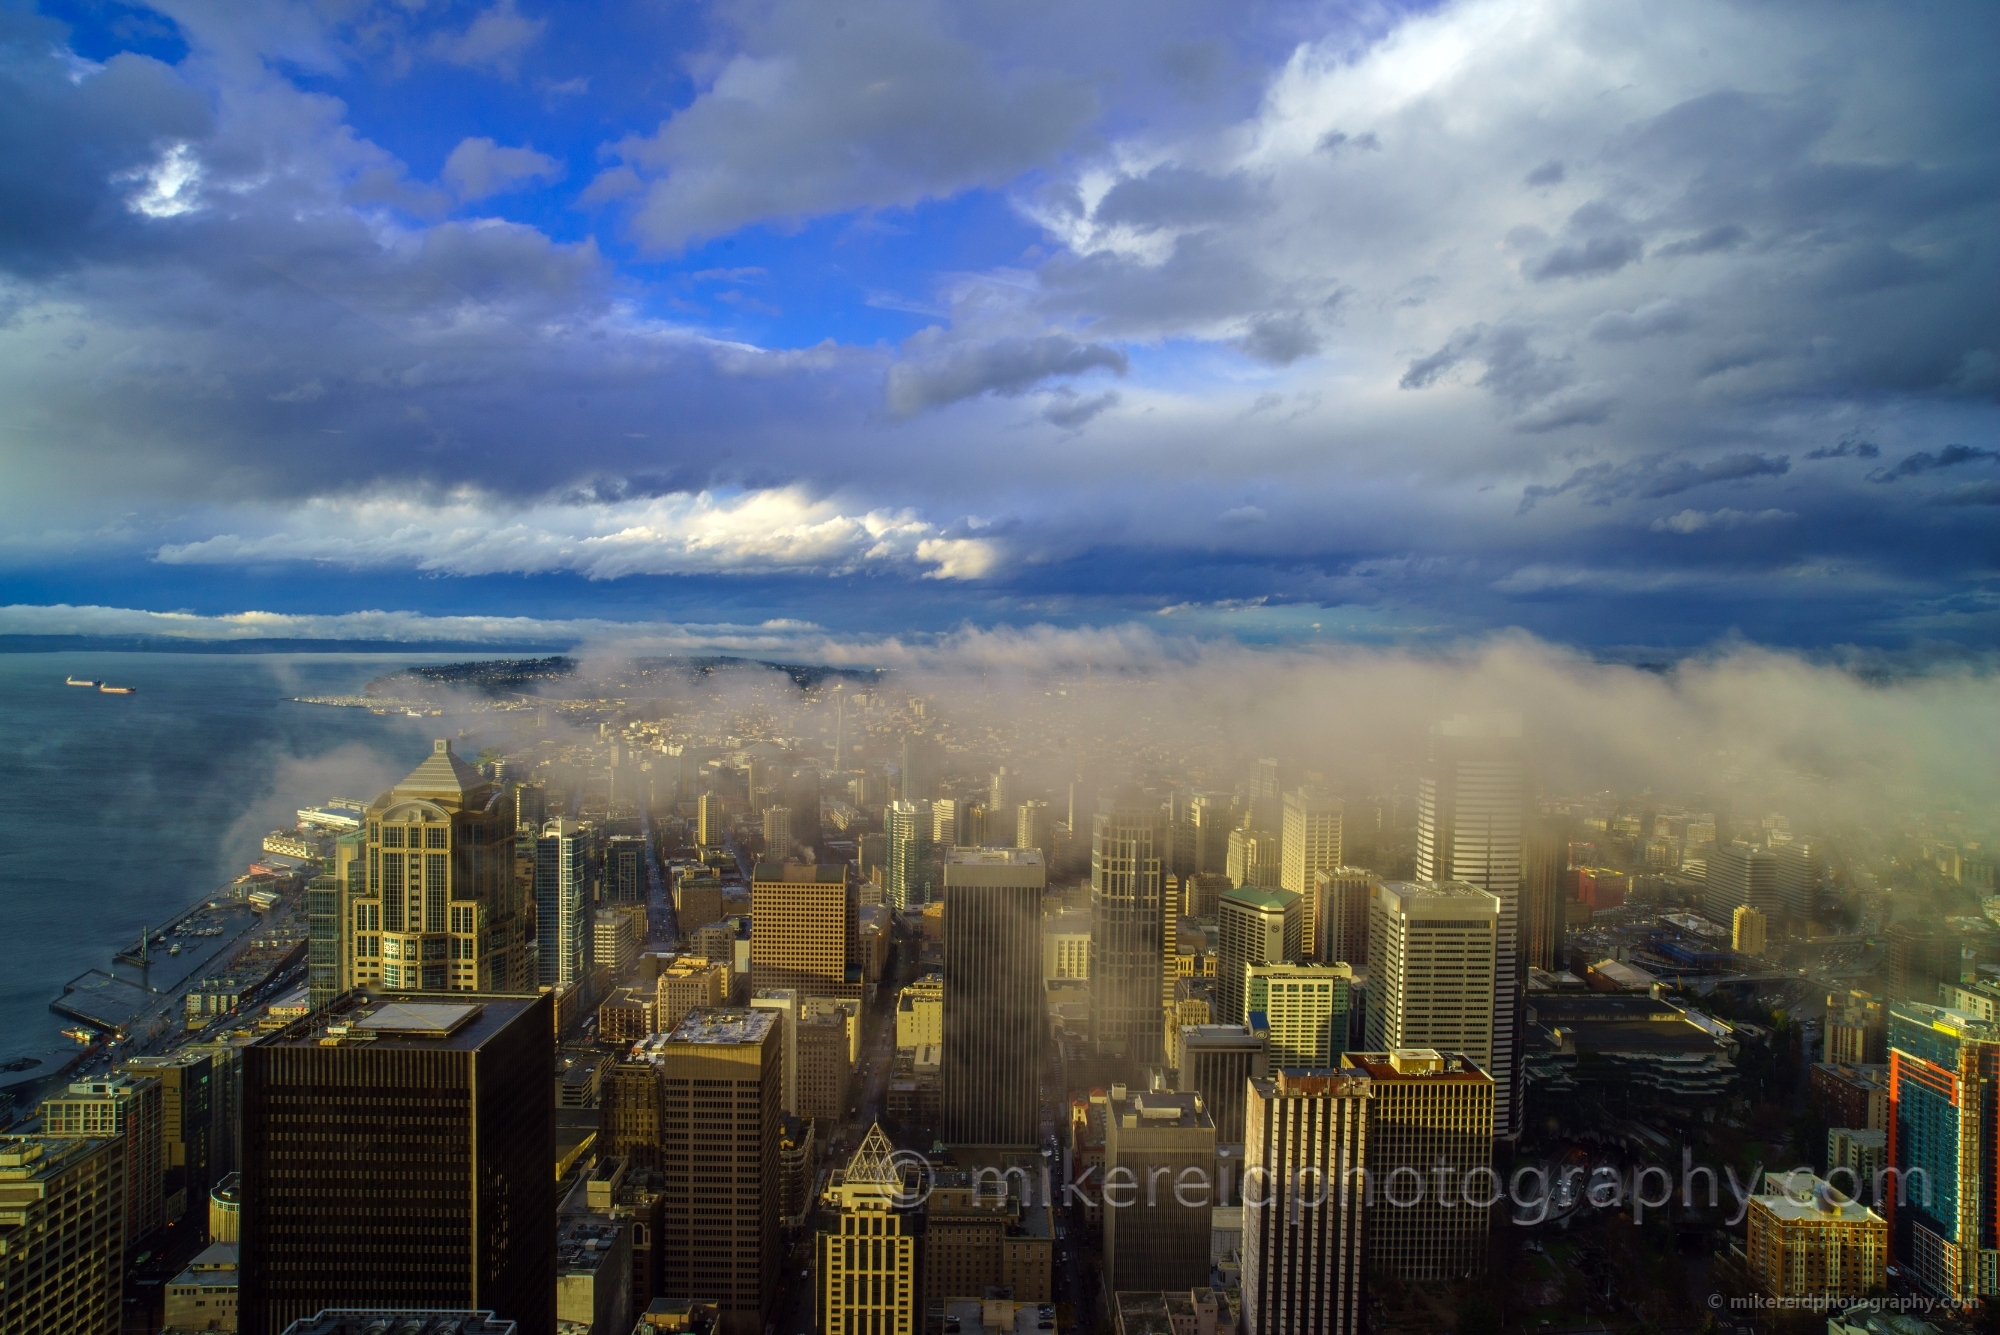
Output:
[0, 653, 503, 1066]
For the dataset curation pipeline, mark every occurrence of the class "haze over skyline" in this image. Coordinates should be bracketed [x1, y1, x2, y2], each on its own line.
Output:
[3, 0, 1996, 653]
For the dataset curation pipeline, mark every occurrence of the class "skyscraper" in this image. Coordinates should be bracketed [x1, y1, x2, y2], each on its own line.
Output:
[1342, 1049, 1495, 1280]
[0, 1136, 124, 1334]
[1091, 795, 1168, 1065]
[606, 835, 646, 904]
[1176, 1024, 1269, 1144]
[654, 1008, 782, 1335]
[817, 1126, 918, 1335]
[1217, 886, 1303, 1026]
[762, 806, 793, 860]
[356, 739, 529, 995]
[1015, 799, 1051, 863]
[1774, 840, 1825, 921]
[1884, 1001, 2000, 1301]
[119, 1050, 216, 1231]
[239, 992, 556, 1335]
[1365, 882, 1499, 1076]
[42, 1073, 164, 1247]
[536, 818, 587, 989]
[749, 863, 857, 999]
[1242, 1069, 1372, 1335]
[697, 792, 722, 849]
[1226, 827, 1280, 891]
[884, 800, 933, 910]
[1705, 842, 1780, 925]
[1246, 961, 1352, 1068]
[989, 767, 1017, 819]
[941, 849, 1046, 1153]
[1313, 868, 1375, 969]
[1522, 815, 1567, 973]
[1281, 789, 1344, 957]
[1415, 714, 1524, 1138]
[1189, 794, 1234, 877]
[306, 867, 343, 1011]
[1103, 1086, 1216, 1293]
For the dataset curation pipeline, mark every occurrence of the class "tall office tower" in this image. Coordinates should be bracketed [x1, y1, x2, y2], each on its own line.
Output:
[1217, 886, 1303, 1026]
[1313, 868, 1374, 970]
[1885, 1002, 2000, 1301]
[536, 818, 588, 989]
[1886, 921, 1951, 1004]
[1281, 789, 1345, 958]
[1016, 799, 1051, 862]
[990, 768, 1017, 819]
[1091, 796, 1168, 1065]
[1227, 827, 1281, 891]
[240, 993, 556, 1335]
[359, 740, 529, 995]
[594, 907, 640, 981]
[1249, 758, 1283, 833]
[1365, 882, 1499, 1076]
[1415, 713, 1525, 1139]
[1241, 1070, 1373, 1335]
[1246, 962, 1352, 1068]
[1103, 1086, 1216, 1293]
[942, 849, 1046, 1152]
[1705, 843, 1781, 925]
[1774, 840, 1825, 921]
[762, 806, 794, 860]
[1734, 905, 1769, 956]
[1522, 815, 1568, 973]
[931, 798, 960, 847]
[119, 1051, 216, 1231]
[42, 1073, 164, 1247]
[749, 989, 802, 1116]
[305, 869, 342, 1011]
[799, 1012, 853, 1122]
[750, 863, 858, 999]
[0, 1136, 123, 1333]
[962, 803, 988, 848]
[1190, 794, 1234, 877]
[899, 733, 938, 803]
[884, 801, 933, 910]
[1825, 991, 1886, 1066]
[817, 1126, 918, 1335]
[1184, 871, 1231, 919]
[697, 792, 721, 849]
[655, 1009, 782, 1335]
[606, 835, 646, 904]
[1177, 1024, 1269, 1144]
[1341, 1049, 1495, 1280]
[514, 781, 547, 832]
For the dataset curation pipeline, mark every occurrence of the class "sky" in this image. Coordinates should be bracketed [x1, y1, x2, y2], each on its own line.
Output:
[1, 0, 1996, 656]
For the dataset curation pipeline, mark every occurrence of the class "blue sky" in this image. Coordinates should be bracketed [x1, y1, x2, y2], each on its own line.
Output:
[1, 0, 1996, 655]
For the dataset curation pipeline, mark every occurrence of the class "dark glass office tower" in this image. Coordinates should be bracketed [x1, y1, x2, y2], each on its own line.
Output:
[1091, 794, 1167, 1066]
[941, 849, 1047, 1152]
[239, 992, 555, 1335]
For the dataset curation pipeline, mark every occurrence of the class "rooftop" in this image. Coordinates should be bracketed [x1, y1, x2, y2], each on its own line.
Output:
[384, 738, 488, 802]
[278, 1311, 517, 1335]
[1341, 1051, 1488, 1082]
[666, 1007, 777, 1046]
[751, 863, 846, 883]
[1752, 1173, 1885, 1225]
[945, 847, 1045, 866]
[260, 992, 538, 1053]
[558, 1216, 625, 1273]
[1376, 880, 1501, 911]
[1220, 885, 1301, 912]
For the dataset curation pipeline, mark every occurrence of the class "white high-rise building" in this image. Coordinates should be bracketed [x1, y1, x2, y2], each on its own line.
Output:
[1246, 961, 1353, 1069]
[1415, 713, 1524, 1138]
[1241, 1069, 1372, 1335]
[885, 800, 932, 910]
[1364, 881, 1499, 1076]
[534, 817, 586, 988]
[1281, 788, 1344, 958]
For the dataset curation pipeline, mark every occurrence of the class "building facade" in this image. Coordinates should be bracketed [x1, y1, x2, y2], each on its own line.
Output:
[1217, 886, 1302, 1027]
[42, 1073, 164, 1248]
[353, 740, 529, 995]
[1103, 1087, 1216, 1294]
[536, 818, 588, 989]
[1313, 868, 1375, 972]
[239, 992, 556, 1335]
[1242, 1070, 1372, 1335]
[749, 864, 857, 1000]
[1342, 1049, 1495, 1280]
[941, 849, 1047, 1152]
[1365, 882, 1500, 1077]
[1280, 790, 1344, 958]
[0, 1136, 123, 1335]
[1092, 798, 1168, 1066]
[1176, 1025, 1268, 1145]
[817, 1127, 917, 1335]
[1744, 1171, 1886, 1300]
[1415, 713, 1524, 1140]
[1245, 962, 1352, 1069]
[1885, 1002, 2000, 1301]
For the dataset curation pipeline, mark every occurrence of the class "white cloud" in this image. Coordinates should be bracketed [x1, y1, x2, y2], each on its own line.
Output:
[427, 0, 545, 78]
[122, 142, 203, 218]
[152, 487, 1004, 581]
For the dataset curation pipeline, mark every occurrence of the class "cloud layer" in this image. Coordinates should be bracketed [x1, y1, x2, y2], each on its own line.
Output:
[0, 0, 1994, 647]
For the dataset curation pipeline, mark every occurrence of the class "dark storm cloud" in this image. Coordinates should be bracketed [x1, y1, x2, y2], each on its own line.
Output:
[1040, 387, 1120, 428]
[1091, 165, 1261, 231]
[1805, 439, 1881, 461]
[1524, 234, 1644, 281]
[1233, 312, 1321, 366]
[1867, 444, 2000, 482]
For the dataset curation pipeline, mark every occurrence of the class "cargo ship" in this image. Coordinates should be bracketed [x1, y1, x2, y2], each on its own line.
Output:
[98, 684, 137, 695]
[65, 676, 98, 687]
